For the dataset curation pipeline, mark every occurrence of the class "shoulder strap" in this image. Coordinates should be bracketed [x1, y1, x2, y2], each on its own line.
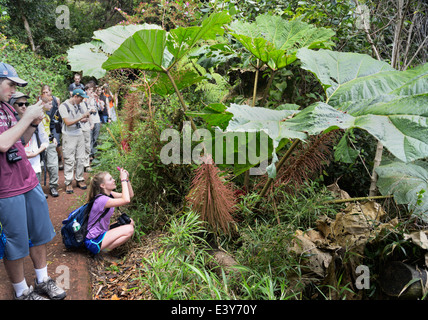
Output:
[63, 102, 72, 114]
[52, 96, 58, 109]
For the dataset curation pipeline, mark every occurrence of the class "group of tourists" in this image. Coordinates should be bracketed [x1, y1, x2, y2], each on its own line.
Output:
[0, 63, 135, 300]
[9, 73, 117, 197]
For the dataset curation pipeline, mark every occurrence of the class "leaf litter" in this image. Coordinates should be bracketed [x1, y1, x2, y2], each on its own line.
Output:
[90, 230, 165, 300]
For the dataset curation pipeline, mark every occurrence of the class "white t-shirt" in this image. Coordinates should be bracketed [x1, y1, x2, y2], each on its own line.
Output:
[24, 122, 49, 173]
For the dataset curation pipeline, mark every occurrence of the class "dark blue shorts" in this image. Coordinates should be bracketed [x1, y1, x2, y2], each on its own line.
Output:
[84, 232, 106, 255]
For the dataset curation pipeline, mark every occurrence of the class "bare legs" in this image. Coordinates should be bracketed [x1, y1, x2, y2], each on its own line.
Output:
[100, 220, 134, 252]
[3, 244, 47, 283]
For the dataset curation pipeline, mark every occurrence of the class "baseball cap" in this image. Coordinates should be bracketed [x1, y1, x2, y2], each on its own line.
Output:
[0, 63, 28, 87]
[72, 88, 89, 98]
[9, 91, 30, 106]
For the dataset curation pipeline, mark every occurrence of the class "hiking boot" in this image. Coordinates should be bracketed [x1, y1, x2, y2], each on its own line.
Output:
[15, 286, 49, 300]
[50, 187, 59, 197]
[34, 277, 66, 300]
[76, 180, 87, 190]
[66, 184, 74, 194]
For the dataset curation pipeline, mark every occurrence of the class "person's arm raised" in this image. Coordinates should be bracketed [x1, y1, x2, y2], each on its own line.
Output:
[0, 101, 44, 152]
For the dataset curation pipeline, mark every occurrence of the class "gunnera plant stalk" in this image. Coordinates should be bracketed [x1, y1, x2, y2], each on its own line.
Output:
[186, 155, 237, 235]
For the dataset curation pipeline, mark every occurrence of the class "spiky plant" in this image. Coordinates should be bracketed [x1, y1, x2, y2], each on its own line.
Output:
[257, 131, 338, 195]
[186, 156, 236, 234]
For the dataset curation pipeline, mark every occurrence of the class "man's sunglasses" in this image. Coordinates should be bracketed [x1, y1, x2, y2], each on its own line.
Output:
[15, 102, 30, 107]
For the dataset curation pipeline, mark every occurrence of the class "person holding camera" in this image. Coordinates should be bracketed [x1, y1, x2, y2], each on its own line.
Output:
[0, 62, 66, 300]
[10, 92, 50, 198]
[84, 169, 134, 256]
[59, 89, 91, 194]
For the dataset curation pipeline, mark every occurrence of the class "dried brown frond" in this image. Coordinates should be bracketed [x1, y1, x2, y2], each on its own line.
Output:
[122, 91, 143, 136]
[256, 131, 338, 194]
[186, 155, 237, 234]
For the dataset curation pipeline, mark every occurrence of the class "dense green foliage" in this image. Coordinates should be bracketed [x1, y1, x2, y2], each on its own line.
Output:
[0, 34, 71, 100]
[2, 0, 427, 300]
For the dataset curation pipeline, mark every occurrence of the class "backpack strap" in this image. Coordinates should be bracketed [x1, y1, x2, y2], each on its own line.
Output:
[86, 194, 114, 232]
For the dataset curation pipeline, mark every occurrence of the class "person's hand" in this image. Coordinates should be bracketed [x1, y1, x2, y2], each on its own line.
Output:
[119, 168, 129, 181]
[23, 101, 44, 123]
[80, 111, 90, 122]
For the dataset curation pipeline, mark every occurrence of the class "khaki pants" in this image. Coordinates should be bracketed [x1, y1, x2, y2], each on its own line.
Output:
[62, 133, 85, 185]
[45, 142, 59, 188]
[82, 129, 91, 168]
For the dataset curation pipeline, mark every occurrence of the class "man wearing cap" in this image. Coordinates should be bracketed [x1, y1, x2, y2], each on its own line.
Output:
[59, 88, 91, 194]
[0, 62, 66, 300]
[10, 92, 49, 198]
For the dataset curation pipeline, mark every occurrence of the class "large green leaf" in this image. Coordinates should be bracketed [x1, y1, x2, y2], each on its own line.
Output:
[229, 15, 335, 70]
[296, 48, 395, 103]
[296, 49, 428, 163]
[67, 42, 109, 79]
[297, 48, 428, 105]
[102, 29, 168, 72]
[286, 102, 428, 163]
[67, 24, 160, 78]
[226, 104, 306, 145]
[152, 69, 206, 97]
[167, 11, 232, 62]
[103, 12, 231, 74]
[92, 24, 162, 54]
[224, 104, 305, 178]
[187, 103, 233, 130]
[376, 161, 428, 219]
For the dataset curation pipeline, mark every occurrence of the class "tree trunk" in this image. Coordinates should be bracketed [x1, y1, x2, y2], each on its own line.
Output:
[381, 261, 428, 299]
[22, 14, 36, 52]
[362, 0, 409, 197]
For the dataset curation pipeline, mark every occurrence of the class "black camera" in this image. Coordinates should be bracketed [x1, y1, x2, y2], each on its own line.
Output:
[6, 148, 22, 163]
[110, 213, 132, 229]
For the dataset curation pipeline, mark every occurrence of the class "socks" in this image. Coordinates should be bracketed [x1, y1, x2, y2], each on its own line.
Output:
[13, 266, 48, 297]
[35, 266, 48, 284]
[12, 279, 29, 298]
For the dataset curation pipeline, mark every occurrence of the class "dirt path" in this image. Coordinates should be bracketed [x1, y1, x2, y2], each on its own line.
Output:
[0, 169, 92, 300]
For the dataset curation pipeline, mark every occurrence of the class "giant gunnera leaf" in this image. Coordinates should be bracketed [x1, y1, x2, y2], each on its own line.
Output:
[228, 15, 335, 71]
[296, 49, 428, 163]
[376, 161, 428, 220]
[67, 24, 161, 78]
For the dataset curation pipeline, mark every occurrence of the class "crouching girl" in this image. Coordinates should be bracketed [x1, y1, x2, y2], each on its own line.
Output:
[84, 168, 134, 255]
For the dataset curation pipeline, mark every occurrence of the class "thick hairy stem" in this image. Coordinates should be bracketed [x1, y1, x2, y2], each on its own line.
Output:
[260, 69, 276, 107]
[245, 60, 261, 190]
[259, 139, 301, 198]
[164, 68, 198, 133]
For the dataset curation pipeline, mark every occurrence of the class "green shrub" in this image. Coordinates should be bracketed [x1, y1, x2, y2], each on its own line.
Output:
[0, 33, 71, 101]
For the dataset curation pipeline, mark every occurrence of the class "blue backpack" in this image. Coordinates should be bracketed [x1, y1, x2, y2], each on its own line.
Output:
[61, 195, 109, 249]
